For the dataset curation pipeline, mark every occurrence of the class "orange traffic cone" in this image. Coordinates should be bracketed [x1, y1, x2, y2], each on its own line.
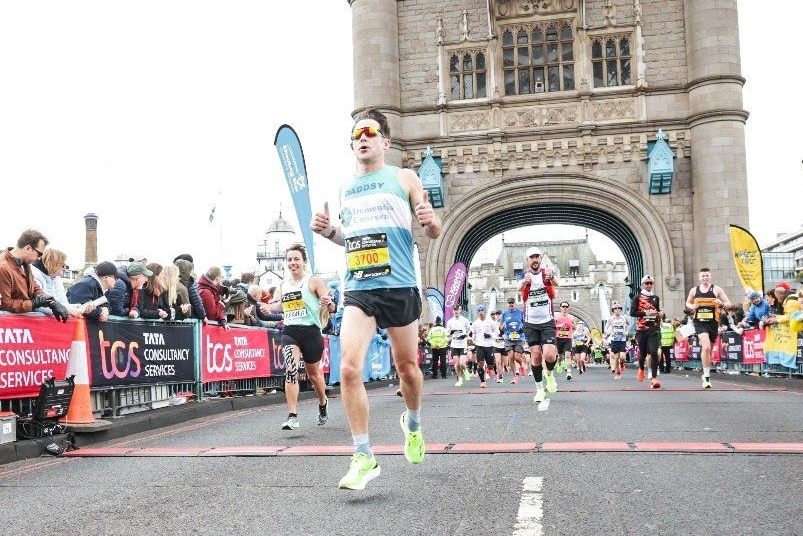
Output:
[60, 318, 95, 424]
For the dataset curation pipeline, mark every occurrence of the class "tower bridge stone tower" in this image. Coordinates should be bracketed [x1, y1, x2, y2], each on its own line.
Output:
[348, 0, 749, 316]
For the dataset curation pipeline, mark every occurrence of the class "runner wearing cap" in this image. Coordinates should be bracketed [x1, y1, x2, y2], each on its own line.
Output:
[604, 302, 630, 379]
[500, 297, 526, 384]
[471, 305, 497, 387]
[685, 268, 731, 388]
[446, 305, 472, 386]
[630, 274, 664, 388]
[517, 246, 560, 404]
[554, 301, 575, 380]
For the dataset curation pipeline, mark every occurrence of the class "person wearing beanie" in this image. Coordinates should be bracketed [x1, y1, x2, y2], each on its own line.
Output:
[685, 267, 731, 389]
[741, 290, 772, 329]
[173, 253, 194, 264]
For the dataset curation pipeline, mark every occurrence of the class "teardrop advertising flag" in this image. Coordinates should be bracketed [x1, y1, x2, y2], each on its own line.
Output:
[274, 124, 316, 273]
[443, 262, 467, 324]
[729, 224, 763, 295]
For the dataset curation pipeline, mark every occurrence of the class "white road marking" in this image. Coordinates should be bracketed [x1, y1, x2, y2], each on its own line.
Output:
[514, 476, 544, 536]
[537, 399, 550, 412]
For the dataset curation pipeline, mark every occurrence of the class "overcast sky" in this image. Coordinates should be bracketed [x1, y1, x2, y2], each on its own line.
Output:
[0, 1, 798, 278]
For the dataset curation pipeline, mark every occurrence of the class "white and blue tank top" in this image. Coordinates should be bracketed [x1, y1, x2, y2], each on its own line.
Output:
[340, 165, 417, 291]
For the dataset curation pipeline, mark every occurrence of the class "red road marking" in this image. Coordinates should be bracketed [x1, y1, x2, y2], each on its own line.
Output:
[635, 442, 729, 452]
[730, 442, 803, 453]
[541, 441, 630, 451]
[280, 445, 354, 456]
[449, 442, 537, 453]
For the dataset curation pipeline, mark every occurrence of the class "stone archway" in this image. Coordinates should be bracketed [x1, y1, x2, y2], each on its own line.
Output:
[423, 171, 685, 314]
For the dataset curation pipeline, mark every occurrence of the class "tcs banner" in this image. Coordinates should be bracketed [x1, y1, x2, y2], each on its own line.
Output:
[201, 325, 274, 382]
[86, 320, 195, 387]
[0, 315, 74, 398]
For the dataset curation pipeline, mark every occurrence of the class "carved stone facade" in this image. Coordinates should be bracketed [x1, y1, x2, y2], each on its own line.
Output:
[348, 0, 749, 320]
[467, 238, 630, 328]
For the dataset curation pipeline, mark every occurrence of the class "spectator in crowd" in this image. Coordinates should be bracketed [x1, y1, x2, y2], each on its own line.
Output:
[237, 272, 255, 295]
[31, 248, 82, 318]
[765, 289, 777, 309]
[770, 282, 792, 315]
[197, 266, 230, 330]
[763, 281, 800, 330]
[658, 316, 674, 373]
[719, 303, 745, 335]
[110, 262, 153, 318]
[135, 263, 169, 320]
[741, 290, 772, 329]
[245, 284, 283, 327]
[426, 317, 448, 379]
[225, 288, 248, 324]
[66, 261, 119, 322]
[163, 264, 191, 321]
[0, 229, 68, 322]
[174, 258, 206, 323]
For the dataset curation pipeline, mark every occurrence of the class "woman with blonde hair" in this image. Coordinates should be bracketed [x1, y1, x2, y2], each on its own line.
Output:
[31, 248, 82, 317]
[163, 264, 191, 320]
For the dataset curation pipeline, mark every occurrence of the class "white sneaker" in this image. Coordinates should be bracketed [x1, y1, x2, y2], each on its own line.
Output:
[533, 389, 546, 403]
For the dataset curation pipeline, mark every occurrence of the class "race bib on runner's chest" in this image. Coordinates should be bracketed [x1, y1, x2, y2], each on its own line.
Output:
[282, 290, 307, 320]
[528, 287, 549, 307]
[345, 234, 391, 280]
[694, 298, 718, 321]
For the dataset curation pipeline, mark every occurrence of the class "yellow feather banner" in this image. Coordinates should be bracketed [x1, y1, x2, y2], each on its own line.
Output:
[729, 224, 764, 294]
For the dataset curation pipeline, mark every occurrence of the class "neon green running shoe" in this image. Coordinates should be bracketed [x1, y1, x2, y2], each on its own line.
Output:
[462, 368, 471, 381]
[399, 411, 425, 465]
[545, 373, 558, 393]
[556, 362, 564, 375]
[338, 453, 381, 490]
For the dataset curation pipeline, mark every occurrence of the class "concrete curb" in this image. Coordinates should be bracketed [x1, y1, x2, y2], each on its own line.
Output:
[0, 379, 395, 465]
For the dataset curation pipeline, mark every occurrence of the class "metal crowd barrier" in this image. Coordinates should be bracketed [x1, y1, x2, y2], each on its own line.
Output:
[0, 312, 328, 419]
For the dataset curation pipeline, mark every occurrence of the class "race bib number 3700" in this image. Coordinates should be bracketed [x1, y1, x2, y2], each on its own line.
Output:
[346, 233, 391, 280]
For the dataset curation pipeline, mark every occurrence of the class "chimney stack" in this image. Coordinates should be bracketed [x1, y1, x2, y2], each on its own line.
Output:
[84, 213, 98, 268]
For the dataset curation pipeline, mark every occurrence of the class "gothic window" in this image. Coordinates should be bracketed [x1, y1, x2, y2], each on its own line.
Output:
[591, 35, 632, 88]
[449, 50, 487, 100]
[502, 21, 575, 96]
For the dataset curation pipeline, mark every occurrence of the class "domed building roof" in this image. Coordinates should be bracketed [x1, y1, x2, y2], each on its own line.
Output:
[267, 212, 295, 234]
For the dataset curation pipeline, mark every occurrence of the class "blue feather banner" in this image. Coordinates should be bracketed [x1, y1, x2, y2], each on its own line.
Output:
[274, 124, 316, 273]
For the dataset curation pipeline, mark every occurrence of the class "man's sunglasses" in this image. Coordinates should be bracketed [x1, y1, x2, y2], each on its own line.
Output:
[351, 126, 382, 140]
